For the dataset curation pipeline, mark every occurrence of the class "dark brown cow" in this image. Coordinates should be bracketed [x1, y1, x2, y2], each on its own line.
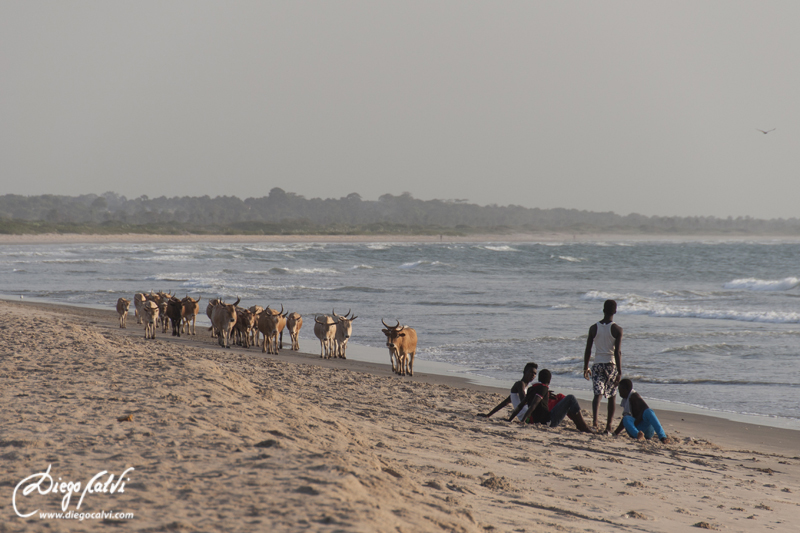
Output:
[165, 296, 183, 337]
[233, 307, 256, 348]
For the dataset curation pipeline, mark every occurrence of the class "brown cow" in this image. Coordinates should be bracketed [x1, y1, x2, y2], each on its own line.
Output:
[381, 320, 418, 376]
[210, 297, 240, 348]
[206, 298, 222, 337]
[233, 307, 257, 348]
[116, 298, 130, 328]
[249, 305, 264, 345]
[258, 308, 284, 355]
[181, 295, 202, 335]
[285, 312, 303, 351]
[142, 300, 160, 340]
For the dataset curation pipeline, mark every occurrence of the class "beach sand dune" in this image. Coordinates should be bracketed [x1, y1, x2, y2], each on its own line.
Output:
[1, 300, 798, 532]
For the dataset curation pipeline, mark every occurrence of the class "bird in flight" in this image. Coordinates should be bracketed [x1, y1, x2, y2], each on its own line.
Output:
[757, 128, 776, 134]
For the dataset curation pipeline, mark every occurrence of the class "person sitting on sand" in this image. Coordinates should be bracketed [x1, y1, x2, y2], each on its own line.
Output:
[506, 369, 592, 433]
[479, 362, 538, 420]
[613, 378, 670, 444]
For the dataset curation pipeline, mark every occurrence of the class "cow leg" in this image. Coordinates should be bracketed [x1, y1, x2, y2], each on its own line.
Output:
[409, 351, 415, 376]
[279, 330, 283, 350]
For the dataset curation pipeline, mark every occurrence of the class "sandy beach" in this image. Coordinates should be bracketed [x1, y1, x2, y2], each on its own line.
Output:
[0, 298, 797, 532]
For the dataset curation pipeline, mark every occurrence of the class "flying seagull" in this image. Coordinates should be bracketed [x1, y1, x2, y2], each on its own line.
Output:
[757, 128, 776, 134]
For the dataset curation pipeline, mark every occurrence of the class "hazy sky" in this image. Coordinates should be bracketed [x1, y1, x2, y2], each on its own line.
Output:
[2, 2, 798, 218]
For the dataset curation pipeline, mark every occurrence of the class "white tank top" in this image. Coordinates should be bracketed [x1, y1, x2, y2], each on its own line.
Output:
[593, 321, 616, 365]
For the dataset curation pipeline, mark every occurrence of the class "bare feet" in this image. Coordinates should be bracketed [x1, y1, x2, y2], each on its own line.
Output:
[636, 431, 645, 442]
[660, 437, 671, 444]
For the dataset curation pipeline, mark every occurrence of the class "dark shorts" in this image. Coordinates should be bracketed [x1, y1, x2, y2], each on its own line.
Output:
[591, 363, 618, 398]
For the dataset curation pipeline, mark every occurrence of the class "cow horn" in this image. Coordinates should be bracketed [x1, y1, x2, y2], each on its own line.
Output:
[315, 315, 327, 324]
[350, 315, 358, 321]
[381, 318, 390, 328]
[397, 324, 405, 332]
[233, 297, 240, 307]
[279, 304, 284, 315]
[344, 309, 351, 318]
[332, 308, 338, 317]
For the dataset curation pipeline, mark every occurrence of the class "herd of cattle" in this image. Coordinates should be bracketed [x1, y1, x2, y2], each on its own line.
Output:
[115, 292, 418, 376]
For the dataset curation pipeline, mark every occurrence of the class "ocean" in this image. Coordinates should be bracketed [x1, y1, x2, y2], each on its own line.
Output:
[2, 238, 799, 428]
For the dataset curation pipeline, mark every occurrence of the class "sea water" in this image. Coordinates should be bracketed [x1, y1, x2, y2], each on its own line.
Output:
[2, 239, 798, 427]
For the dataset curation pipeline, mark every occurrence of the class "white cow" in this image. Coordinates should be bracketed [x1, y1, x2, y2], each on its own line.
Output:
[332, 309, 357, 359]
[313, 315, 337, 359]
[142, 300, 160, 340]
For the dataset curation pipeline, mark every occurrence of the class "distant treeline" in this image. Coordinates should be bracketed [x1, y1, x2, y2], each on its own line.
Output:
[1, 190, 798, 236]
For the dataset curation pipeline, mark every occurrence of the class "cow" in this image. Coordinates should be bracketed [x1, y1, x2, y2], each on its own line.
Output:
[142, 300, 160, 340]
[285, 312, 303, 351]
[165, 296, 184, 337]
[313, 315, 337, 359]
[233, 307, 257, 348]
[116, 298, 130, 328]
[133, 293, 147, 324]
[206, 298, 223, 338]
[249, 306, 264, 345]
[181, 295, 202, 335]
[332, 309, 357, 359]
[210, 297, 240, 348]
[381, 320, 418, 376]
[258, 307, 285, 354]
[150, 291, 173, 334]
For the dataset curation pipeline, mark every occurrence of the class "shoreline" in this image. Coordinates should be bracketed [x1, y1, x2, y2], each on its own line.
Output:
[3, 231, 800, 245]
[6, 297, 800, 449]
[3, 297, 799, 531]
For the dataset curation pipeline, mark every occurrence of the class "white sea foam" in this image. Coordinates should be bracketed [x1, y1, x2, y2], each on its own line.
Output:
[723, 277, 800, 291]
[624, 301, 800, 324]
[482, 245, 519, 252]
[552, 255, 583, 262]
[269, 267, 340, 275]
[399, 260, 449, 269]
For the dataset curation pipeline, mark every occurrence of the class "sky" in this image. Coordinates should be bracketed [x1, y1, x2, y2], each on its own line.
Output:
[1, 2, 798, 219]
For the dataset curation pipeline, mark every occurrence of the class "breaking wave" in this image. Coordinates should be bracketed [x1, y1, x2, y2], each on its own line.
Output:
[723, 277, 800, 291]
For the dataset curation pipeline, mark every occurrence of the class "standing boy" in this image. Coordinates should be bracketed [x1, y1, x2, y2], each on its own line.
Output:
[583, 299, 622, 434]
[613, 378, 670, 444]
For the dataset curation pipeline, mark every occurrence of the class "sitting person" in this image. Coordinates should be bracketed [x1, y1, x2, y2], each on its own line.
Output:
[479, 362, 538, 421]
[506, 369, 592, 433]
[613, 378, 670, 444]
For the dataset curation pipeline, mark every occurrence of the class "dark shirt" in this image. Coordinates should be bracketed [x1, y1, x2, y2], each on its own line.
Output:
[526, 383, 551, 424]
